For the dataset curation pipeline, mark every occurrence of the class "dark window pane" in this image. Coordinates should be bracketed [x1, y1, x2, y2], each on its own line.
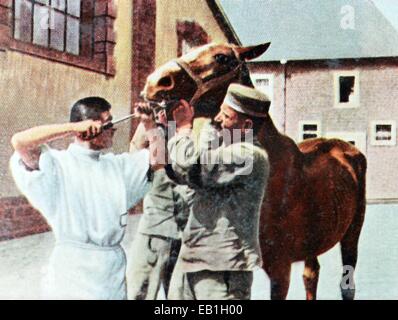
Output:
[339, 76, 355, 103]
[376, 125, 392, 140]
[14, 0, 33, 42]
[51, 0, 66, 11]
[376, 135, 391, 141]
[50, 10, 65, 51]
[303, 134, 317, 140]
[33, 4, 49, 47]
[66, 16, 80, 55]
[67, 0, 81, 17]
[303, 124, 318, 131]
[376, 124, 392, 132]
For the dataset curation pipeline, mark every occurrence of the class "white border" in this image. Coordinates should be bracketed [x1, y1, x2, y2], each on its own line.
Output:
[370, 120, 397, 146]
[298, 120, 322, 142]
[250, 73, 274, 105]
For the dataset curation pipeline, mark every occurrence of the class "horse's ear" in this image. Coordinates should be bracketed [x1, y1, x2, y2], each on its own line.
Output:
[233, 42, 271, 61]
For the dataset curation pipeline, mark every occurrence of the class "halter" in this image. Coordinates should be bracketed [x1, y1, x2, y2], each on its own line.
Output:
[173, 58, 243, 106]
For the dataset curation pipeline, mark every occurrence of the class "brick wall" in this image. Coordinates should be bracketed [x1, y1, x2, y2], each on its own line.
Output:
[0, 195, 139, 241]
[129, 0, 157, 215]
[0, 197, 50, 241]
[0, 0, 134, 241]
[0, 0, 11, 50]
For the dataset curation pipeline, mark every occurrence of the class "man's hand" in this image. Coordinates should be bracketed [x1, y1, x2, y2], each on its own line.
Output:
[156, 109, 168, 127]
[130, 102, 158, 153]
[172, 100, 194, 132]
[134, 102, 156, 130]
[71, 120, 103, 140]
[131, 102, 166, 171]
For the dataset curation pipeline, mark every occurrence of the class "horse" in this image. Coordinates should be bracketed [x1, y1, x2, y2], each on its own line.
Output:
[141, 42, 367, 300]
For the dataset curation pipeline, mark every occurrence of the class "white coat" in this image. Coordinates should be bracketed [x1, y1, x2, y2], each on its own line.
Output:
[10, 143, 151, 299]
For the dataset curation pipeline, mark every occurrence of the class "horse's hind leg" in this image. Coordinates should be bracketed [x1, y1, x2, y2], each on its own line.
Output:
[267, 263, 292, 300]
[303, 257, 320, 300]
[340, 150, 366, 300]
[340, 208, 365, 300]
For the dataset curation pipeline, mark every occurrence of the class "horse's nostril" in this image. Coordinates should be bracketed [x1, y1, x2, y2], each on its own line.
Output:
[158, 76, 173, 88]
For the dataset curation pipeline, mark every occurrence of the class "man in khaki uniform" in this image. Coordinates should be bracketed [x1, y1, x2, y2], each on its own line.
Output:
[127, 112, 194, 300]
[166, 84, 271, 300]
[127, 170, 193, 300]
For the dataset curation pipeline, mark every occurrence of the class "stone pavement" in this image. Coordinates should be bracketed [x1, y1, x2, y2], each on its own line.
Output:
[0, 204, 397, 299]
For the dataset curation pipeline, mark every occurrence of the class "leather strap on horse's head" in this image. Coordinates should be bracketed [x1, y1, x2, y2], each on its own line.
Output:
[174, 58, 243, 106]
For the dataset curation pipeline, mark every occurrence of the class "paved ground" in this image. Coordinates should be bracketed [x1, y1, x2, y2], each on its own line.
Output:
[0, 204, 397, 300]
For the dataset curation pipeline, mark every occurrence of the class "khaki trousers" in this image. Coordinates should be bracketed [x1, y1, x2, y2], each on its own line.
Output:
[168, 265, 253, 300]
[126, 233, 180, 300]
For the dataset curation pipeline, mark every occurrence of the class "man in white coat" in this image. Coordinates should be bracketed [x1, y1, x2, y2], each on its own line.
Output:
[9, 97, 164, 300]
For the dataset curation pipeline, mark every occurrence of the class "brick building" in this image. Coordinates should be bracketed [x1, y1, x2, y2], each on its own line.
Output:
[220, 0, 398, 202]
[0, 0, 239, 240]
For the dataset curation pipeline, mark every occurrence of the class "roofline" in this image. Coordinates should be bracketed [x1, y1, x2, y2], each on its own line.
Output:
[205, 0, 242, 46]
[248, 55, 398, 65]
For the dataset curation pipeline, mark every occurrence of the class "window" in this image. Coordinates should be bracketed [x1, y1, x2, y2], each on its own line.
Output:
[176, 20, 210, 56]
[14, 0, 81, 55]
[0, 0, 117, 75]
[298, 121, 321, 142]
[334, 71, 360, 108]
[370, 121, 396, 146]
[180, 39, 194, 56]
[251, 73, 274, 106]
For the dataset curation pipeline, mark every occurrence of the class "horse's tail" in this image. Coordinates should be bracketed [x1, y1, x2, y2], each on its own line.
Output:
[351, 150, 367, 223]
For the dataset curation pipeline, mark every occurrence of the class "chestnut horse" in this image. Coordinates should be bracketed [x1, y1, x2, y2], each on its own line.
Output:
[142, 43, 367, 300]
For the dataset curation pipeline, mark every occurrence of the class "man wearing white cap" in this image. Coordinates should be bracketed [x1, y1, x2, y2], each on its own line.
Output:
[166, 84, 271, 300]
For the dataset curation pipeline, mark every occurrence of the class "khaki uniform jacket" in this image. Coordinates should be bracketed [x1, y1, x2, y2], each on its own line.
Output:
[167, 129, 270, 272]
[137, 168, 193, 239]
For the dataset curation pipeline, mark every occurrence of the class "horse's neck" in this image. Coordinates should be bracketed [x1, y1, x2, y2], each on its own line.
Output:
[239, 64, 254, 88]
[259, 116, 302, 167]
[197, 65, 254, 118]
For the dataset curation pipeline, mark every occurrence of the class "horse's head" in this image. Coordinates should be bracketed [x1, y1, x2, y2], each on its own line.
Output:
[142, 42, 270, 118]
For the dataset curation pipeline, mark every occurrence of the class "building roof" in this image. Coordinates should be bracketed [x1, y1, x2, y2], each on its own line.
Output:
[219, 0, 398, 62]
[206, 0, 242, 46]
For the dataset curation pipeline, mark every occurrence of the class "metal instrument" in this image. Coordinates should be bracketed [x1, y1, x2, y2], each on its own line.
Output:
[102, 113, 138, 130]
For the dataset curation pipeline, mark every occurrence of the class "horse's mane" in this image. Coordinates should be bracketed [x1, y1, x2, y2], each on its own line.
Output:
[239, 63, 254, 88]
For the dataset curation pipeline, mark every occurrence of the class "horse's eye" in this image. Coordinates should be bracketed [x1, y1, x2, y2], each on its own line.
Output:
[214, 54, 231, 65]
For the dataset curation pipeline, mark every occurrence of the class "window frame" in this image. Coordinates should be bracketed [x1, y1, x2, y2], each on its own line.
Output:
[333, 70, 360, 109]
[298, 120, 322, 142]
[250, 72, 274, 107]
[370, 120, 397, 146]
[176, 20, 210, 57]
[0, 0, 116, 76]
